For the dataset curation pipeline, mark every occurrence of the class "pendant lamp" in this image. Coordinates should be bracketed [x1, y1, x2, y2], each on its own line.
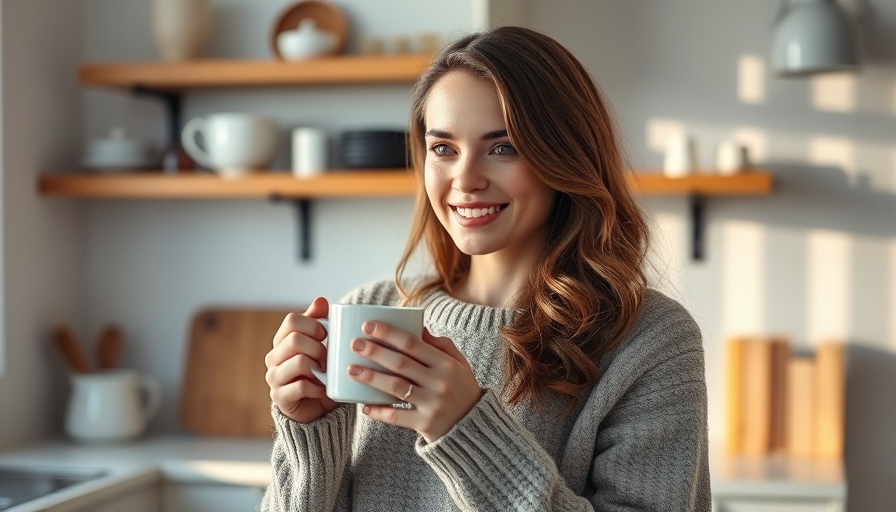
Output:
[771, 0, 860, 77]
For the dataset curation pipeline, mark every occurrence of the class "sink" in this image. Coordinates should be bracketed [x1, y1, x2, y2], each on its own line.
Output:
[0, 465, 107, 511]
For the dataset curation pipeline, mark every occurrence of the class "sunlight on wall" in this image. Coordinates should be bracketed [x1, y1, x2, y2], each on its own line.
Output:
[891, 147, 896, 191]
[806, 230, 852, 343]
[890, 241, 896, 350]
[646, 212, 685, 297]
[808, 135, 857, 185]
[645, 118, 686, 154]
[732, 127, 768, 165]
[810, 73, 857, 113]
[891, 81, 896, 116]
[737, 54, 766, 105]
[722, 220, 765, 334]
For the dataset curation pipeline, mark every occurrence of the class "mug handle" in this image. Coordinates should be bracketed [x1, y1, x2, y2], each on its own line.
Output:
[309, 319, 329, 386]
[180, 117, 213, 169]
[139, 374, 163, 423]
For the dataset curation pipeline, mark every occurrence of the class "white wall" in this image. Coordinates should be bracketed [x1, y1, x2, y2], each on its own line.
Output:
[0, 0, 85, 447]
[529, 1, 896, 510]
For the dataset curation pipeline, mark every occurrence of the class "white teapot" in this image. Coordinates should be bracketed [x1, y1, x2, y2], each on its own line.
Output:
[277, 19, 337, 60]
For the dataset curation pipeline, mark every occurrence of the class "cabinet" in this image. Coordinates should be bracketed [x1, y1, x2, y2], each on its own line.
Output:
[161, 482, 265, 512]
[43, 56, 775, 260]
[73, 485, 159, 512]
[710, 446, 846, 512]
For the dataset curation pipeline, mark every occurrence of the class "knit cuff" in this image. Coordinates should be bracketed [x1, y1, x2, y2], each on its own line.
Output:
[414, 390, 559, 510]
[269, 403, 355, 509]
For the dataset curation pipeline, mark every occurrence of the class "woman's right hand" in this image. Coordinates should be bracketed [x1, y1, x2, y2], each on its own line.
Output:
[265, 297, 338, 424]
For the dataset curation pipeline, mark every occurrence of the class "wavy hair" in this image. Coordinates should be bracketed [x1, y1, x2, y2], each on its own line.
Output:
[396, 26, 648, 413]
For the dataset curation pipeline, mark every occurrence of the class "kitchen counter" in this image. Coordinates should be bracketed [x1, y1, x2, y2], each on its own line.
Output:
[0, 435, 273, 512]
[0, 436, 846, 511]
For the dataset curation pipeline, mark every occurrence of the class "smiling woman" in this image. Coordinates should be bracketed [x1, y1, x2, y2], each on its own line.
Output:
[262, 25, 710, 512]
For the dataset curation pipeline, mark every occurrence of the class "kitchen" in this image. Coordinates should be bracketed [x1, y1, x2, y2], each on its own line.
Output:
[1, 0, 895, 510]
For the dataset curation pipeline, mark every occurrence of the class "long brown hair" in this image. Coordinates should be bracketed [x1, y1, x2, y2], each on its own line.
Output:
[396, 26, 648, 413]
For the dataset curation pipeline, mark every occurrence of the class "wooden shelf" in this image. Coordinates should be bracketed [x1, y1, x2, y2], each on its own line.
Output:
[37, 170, 772, 199]
[629, 171, 772, 196]
[79, 55, 433, 91]
[37, 170, 416, 199]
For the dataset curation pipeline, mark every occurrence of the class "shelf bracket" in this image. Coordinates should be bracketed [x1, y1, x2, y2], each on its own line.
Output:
[270, 196, 313, 262]
[690, 194, 706, 262]
[132, 86, 194, 172]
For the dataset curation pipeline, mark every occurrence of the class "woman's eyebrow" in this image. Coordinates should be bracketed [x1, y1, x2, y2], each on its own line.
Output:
[482, 129, 508, 141]
[424, 128, 508, 140]
[425, 129, 453, 139]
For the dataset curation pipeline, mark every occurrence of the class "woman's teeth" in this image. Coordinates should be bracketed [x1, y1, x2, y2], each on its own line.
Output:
[456, 206, 500, 218]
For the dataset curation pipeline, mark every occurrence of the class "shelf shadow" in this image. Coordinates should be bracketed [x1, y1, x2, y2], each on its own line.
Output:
[716, 163, 896, 239]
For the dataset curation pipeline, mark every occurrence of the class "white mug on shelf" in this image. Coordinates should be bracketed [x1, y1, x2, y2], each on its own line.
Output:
[292, 127, 328, 177]
[310, 304, 424, 405]
[663, 133, 698, 178]
[180, 113, 278, 178]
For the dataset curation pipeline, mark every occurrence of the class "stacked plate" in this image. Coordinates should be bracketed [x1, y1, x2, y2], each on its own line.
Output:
[339, 130, 409, 170]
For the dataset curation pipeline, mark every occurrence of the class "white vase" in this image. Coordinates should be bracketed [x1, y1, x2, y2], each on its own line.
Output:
[151, 0, 211, 61]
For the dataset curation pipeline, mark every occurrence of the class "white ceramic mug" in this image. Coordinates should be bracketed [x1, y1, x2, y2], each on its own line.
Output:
[663, 133, 698, 178]
[292, 127, 328, 177]
[65, 369, 162, 443]
[181, 113, 278, 178]
[311, 304, 424, 404]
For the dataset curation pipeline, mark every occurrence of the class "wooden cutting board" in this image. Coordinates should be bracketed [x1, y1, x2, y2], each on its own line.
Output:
[179, 307, 299, 437]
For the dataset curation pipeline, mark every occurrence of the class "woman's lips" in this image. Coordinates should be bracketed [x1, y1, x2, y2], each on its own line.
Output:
[450, 203, 507, 227]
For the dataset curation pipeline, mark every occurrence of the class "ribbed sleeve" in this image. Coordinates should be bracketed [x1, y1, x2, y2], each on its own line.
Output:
[415, 390, 591, 511]
[260, 404, 355, 512]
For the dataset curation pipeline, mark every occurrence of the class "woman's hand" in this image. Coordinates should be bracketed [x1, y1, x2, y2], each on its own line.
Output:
[265, 297, 338, 424]
[348, 322, 482, 443]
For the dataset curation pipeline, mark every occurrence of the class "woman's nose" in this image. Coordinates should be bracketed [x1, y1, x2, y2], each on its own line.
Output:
[451, 156, 488, 193]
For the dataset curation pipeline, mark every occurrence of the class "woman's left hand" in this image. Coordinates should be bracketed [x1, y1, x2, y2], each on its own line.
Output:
[348, 322, 482, 443]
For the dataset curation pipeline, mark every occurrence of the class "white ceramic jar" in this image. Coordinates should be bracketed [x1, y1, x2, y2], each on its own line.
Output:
[151, 0, 211, 61]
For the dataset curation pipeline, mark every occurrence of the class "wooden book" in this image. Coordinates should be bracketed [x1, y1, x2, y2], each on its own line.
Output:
[814, 341, 845, 460]
[786, 355, 816, 458]
[725, 338, 747, 455]
[742, 338, 774, 456]
[768, 337, 791, 455]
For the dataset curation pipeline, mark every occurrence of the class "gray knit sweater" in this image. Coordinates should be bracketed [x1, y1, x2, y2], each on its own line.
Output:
[261, 280, 711, 511]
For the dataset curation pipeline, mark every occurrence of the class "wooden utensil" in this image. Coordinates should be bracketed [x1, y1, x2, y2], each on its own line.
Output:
[52, 325, 91, 374]
[96, 325, 123, 370]
[179, 307, 298, 437]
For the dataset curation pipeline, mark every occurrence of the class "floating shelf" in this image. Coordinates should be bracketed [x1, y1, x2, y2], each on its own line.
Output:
[37, 170, 772, 199]
[79, 55, 434, 91]
[37, 170, 417, 199]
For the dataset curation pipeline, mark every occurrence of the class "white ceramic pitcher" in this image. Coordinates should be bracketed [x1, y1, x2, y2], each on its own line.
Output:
[65, 369, 162, 443]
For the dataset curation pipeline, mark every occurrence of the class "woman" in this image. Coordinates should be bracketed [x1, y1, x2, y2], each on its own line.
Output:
[263, 26, 710, 511]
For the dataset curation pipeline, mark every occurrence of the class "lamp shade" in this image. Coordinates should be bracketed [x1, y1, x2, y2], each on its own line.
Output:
[772, 0, 860, 77]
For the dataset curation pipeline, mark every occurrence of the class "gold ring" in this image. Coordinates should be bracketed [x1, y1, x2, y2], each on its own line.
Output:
[402, 384, 413, 401]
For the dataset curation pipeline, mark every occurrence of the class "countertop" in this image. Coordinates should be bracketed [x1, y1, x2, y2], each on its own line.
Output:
[0, 435, 273, 512]
[0, 436, 846, 510]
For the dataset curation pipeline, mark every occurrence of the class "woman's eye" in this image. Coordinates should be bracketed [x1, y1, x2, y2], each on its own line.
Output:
[491, 143, 517, 156]
[430, 143, 454, 156]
